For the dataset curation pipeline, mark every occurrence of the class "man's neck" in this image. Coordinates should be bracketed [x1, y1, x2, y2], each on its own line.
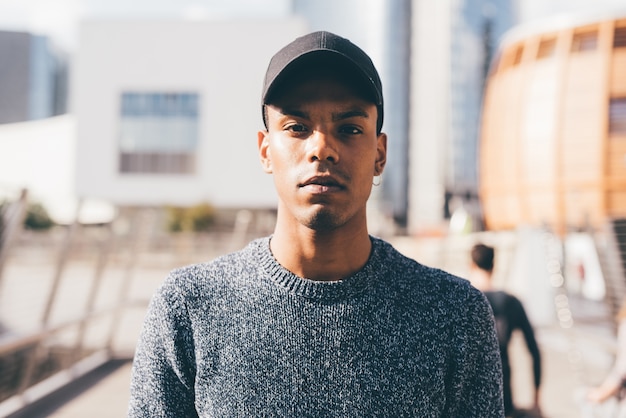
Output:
[270, 222, 372, 282]
[468, 267, 494, 292]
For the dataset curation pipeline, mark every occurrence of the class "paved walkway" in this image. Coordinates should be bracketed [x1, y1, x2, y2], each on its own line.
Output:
[47, 361, 132, 418]
[510, 324, 613, 417]
[5, 359, 132, 418]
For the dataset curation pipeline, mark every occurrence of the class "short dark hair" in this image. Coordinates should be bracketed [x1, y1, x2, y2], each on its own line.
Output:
[471, 243, 494, 272]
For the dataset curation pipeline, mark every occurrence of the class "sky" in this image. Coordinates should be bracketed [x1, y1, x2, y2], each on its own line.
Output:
[1, 0, 626, 53]
[0, 0, 291, 51]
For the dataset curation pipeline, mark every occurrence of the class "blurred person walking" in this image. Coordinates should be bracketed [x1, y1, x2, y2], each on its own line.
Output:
[469, 243, 542, 417]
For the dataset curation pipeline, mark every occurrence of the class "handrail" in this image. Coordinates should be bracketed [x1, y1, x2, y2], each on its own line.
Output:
[0, 299, 149, 358]
[0, 205, 273, 415]
[0, 205, 156, 412]
[0, 189, 28, 292]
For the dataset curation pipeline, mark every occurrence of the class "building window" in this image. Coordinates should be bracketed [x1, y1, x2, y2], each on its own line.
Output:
[614, 26, 626, 48]
[537, 38, 557, 59]
[119, 92, 199, 174]
[610, 98, 626, 135]
[498, 45, 524, 72]
[512, 45, 524, 66]
[571, 30, 598, 52]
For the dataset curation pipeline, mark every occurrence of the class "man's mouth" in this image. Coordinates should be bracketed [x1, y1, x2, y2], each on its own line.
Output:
[299, 176, 344, 193]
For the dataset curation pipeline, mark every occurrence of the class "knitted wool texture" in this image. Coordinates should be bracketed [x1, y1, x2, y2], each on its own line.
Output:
[129, 236, 504, 417]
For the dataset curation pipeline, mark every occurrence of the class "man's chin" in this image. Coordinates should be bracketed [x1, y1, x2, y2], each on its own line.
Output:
[302, 210, 343, 232]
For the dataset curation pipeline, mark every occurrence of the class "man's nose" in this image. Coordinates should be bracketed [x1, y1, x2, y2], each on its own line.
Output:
[307, 130, 339, 163]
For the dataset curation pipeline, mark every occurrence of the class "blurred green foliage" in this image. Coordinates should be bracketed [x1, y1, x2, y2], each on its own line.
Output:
[165, 203, 216, 232]
[24, 203, 55, 230]
[0, 201, 55, 231]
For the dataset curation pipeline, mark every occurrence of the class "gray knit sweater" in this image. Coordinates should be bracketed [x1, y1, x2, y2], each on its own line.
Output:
[128, 236, 504, 417]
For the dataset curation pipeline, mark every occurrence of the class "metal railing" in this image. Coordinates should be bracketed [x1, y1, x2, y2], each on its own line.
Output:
[0, 198, 272, 416]
[0, 189, 28, 291]
[0, 203, 147, 415]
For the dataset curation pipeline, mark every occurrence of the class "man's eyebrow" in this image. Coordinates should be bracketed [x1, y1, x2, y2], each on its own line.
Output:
[332, 109, 370, 121]
[277, 107, 309, 119]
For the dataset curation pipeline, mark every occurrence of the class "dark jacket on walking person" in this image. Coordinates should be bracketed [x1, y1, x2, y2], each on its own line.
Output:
[470, 243, 542, 417]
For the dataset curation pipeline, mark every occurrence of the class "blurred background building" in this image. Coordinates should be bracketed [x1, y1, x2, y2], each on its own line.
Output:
[0, 0, 520, 236]
[0, 30, 68, 124]
[480, 10, 626, 234]
[410, 0, 516, 235]
[1, 0, 626, 235]
[73, 19, 304, 210]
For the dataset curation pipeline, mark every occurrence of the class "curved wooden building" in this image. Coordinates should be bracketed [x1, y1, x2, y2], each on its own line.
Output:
[479, 12, 626, 233]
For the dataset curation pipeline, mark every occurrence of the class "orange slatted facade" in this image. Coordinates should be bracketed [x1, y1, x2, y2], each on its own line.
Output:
[479, 15, 626, 234]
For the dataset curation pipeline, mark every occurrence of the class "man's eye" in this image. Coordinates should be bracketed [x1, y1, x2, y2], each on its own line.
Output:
[286, 124, 308, 133]
[339, 126, 362, 135]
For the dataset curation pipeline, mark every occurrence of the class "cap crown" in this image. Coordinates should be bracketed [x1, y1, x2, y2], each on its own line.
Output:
[262, 31, 384, 133]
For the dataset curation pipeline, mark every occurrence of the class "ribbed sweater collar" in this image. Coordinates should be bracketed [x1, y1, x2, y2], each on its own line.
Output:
[256, 236, 383, 301]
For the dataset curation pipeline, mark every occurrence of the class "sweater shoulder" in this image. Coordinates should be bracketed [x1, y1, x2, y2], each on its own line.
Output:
[376, 238, 474, 291]
[373, 239, 494, 348]
[157, 238, 265, 301]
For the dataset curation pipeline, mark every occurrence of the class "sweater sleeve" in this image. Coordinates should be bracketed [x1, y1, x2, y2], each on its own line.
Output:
[457, 287, 505, 417]
[128, 279, 198, 417]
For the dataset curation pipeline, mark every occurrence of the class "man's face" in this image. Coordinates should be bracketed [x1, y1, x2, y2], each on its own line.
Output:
[258, 74, 387, 232]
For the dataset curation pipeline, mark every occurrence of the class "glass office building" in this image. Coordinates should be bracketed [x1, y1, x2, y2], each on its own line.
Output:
[447, 0, 516, 214]
[0, 30, 67, 124]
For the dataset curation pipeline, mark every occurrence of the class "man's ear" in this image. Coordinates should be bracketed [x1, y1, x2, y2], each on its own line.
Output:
[258, 130, 273, 174]
[374, 132, 387, 175]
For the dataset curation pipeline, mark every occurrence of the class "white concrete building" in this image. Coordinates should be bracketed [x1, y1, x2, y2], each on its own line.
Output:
[74, 18, 307, 208]
[0, 115, 114, 224]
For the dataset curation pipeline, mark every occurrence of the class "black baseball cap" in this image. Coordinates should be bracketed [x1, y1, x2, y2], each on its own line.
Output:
[261, 31, 384, 134]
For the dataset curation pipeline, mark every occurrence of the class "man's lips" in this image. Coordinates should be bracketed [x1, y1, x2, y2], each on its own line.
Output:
[299, 175, 345, 193]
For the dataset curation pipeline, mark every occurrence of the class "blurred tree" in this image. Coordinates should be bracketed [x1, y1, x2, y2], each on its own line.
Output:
[24, 202, 54, 230]
[186, 203, 216, 232]
[165, 203, 216, 232]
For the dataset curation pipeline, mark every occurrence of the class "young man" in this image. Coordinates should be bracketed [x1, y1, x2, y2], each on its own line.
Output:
[129, 31, 504, 417]
[469, 243, 542, 417]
